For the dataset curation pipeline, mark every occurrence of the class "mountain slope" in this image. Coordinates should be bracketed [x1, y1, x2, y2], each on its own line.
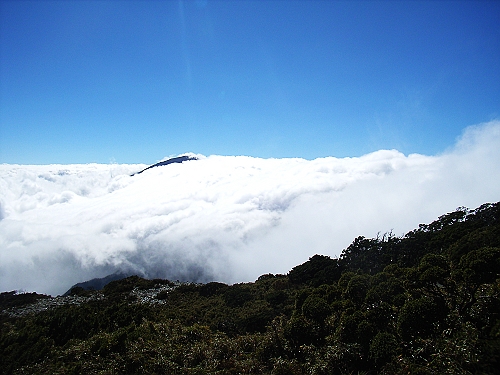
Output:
[1, 202, 499, 374]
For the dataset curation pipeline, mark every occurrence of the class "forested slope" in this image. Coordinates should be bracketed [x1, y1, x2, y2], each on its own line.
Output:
[1, 202, 499, 374]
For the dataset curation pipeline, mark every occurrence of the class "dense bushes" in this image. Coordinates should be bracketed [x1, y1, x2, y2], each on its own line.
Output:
[1, 202, 499, 374]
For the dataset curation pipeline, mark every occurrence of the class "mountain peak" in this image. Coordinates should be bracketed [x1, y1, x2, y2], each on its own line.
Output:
[132, 155, 198, 176]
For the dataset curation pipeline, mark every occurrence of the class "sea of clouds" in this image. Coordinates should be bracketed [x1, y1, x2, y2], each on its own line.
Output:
[1, 121, 500, 295]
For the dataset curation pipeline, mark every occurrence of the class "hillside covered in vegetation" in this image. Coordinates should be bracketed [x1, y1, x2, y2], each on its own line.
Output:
[1, 202, 499, 374]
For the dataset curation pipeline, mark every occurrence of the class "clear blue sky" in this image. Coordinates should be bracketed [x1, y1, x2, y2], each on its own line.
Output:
[1, 0, 499, 164]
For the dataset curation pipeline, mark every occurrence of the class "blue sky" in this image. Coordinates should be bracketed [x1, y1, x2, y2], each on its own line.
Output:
[1, 0, 499, 164]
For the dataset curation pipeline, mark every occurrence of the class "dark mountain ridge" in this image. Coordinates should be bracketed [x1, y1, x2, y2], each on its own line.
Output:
[131, 155, 198, 176]
[63, 272, 130, 296]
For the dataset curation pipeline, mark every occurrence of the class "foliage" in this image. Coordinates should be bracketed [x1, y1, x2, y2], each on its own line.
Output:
[0, 291, 50, 309]
[1, 202, 499, 374]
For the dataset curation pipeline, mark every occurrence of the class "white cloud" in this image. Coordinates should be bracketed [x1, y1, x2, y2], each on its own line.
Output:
[1, 121, 500, 295]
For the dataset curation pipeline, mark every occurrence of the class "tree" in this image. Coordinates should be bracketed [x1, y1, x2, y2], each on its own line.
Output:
[369, 331, 399, 365]
[398, 296, 447, 340]
[302, 295, 331, 323]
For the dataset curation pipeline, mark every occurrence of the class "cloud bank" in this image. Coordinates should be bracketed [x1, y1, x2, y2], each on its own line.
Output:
[1, 121, 500, 295]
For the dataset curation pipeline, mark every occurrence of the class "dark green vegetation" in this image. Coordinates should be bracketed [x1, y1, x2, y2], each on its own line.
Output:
[1, 202, 499, 374]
